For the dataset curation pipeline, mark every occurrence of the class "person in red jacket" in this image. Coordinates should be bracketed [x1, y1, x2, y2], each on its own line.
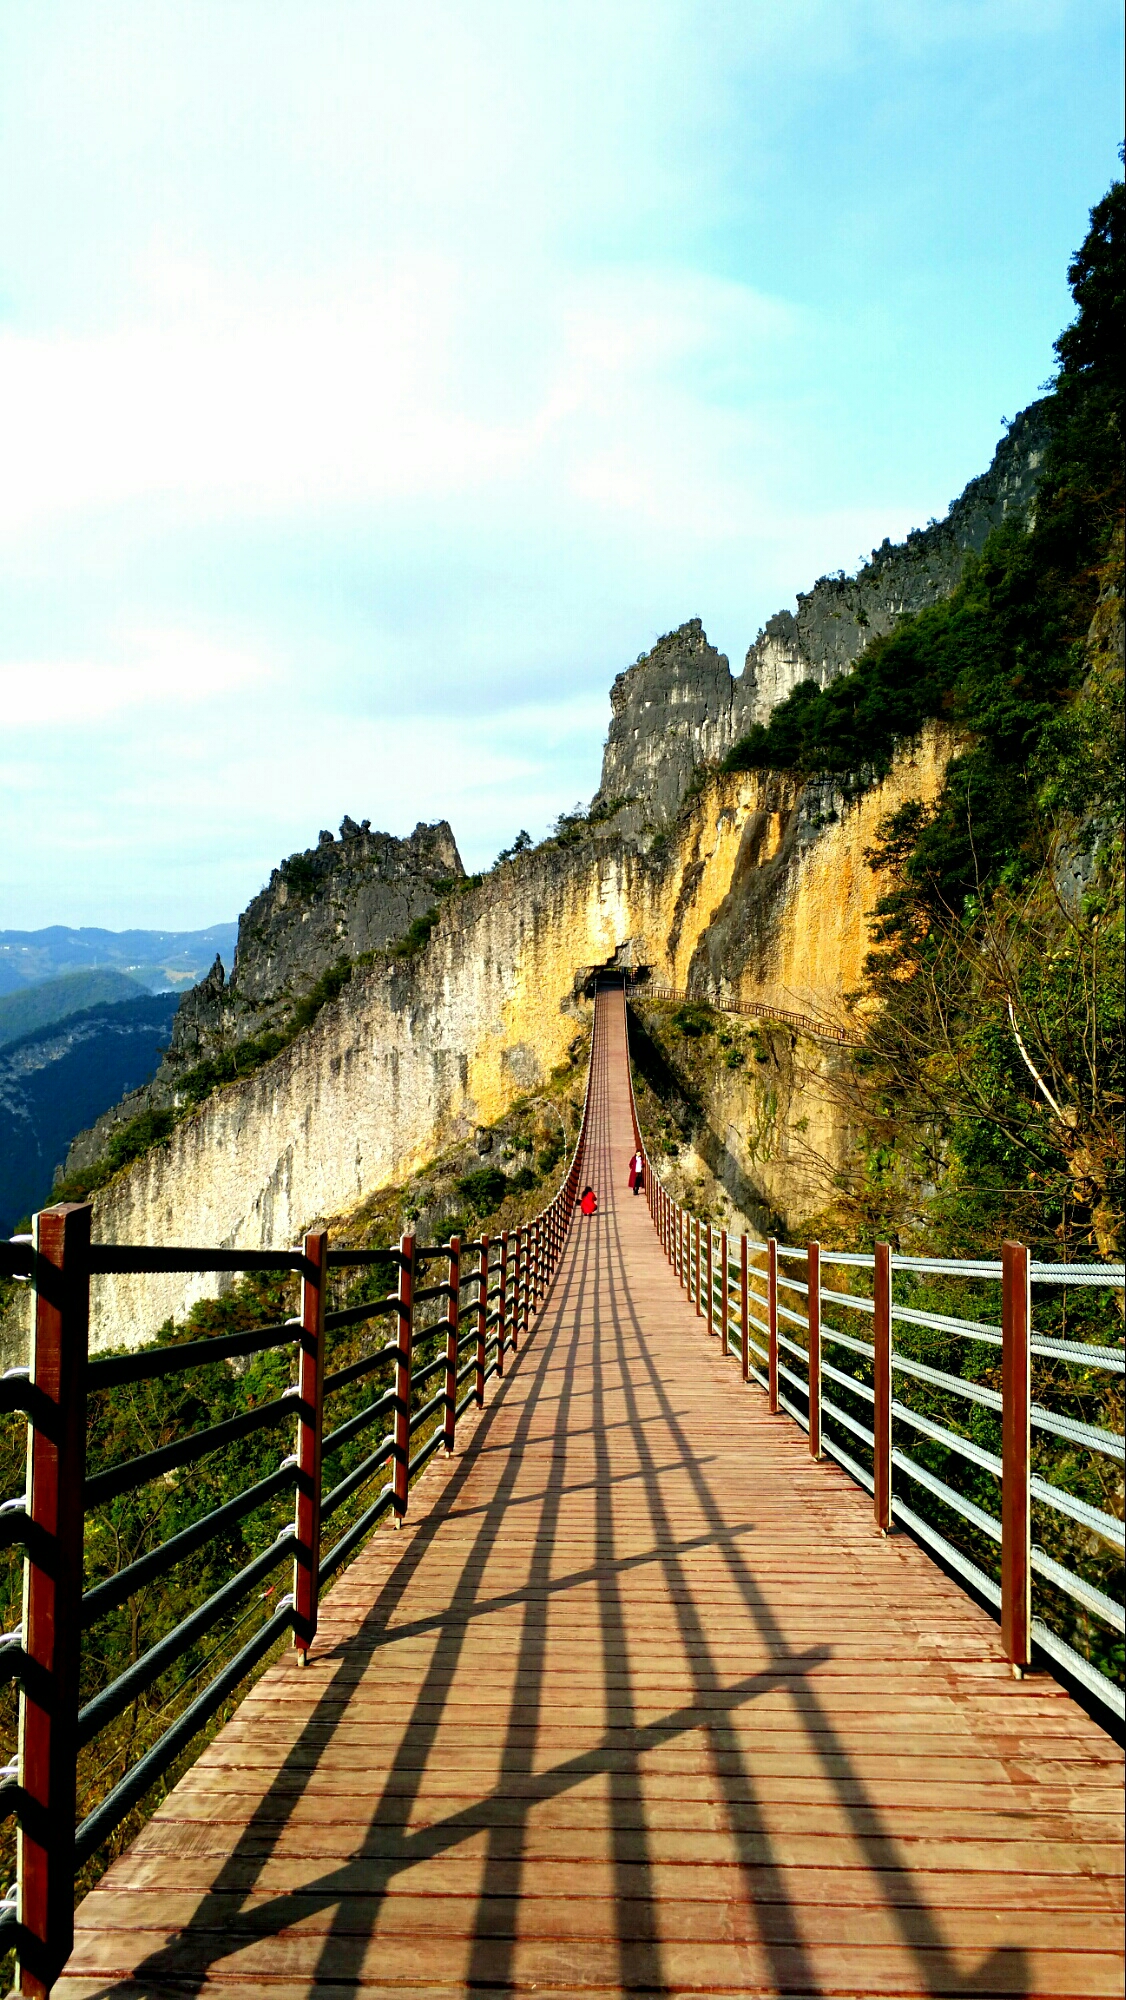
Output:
[627, 1149, 645, 1195]
[579, 1186, 597, 1216]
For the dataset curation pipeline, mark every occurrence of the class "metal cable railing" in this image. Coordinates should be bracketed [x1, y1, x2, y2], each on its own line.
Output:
[0, 1046, 594, 1993]
[623, 1001, 1124, 1726]
[626, 979, 859, 1045]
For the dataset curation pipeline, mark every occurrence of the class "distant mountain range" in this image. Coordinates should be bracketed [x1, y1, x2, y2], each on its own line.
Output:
[0, 923, 238, 998]
[0, 968, 154, 1048]
[0, 990, 182, 1236]
[0, 924, 235, 1233]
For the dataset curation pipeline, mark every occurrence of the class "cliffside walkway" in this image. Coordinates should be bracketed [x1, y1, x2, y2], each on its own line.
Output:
[59, 989, 1123, 1996]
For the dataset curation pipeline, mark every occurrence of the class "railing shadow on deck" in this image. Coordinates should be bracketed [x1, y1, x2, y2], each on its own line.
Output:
[620, 991, 1125, 1732]
[0, 978, 1119, 1994]
[49, 1197, 837, 1997]
[0, 1050, 596, 1995]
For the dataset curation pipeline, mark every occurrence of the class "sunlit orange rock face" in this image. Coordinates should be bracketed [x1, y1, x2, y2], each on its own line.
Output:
[41, 722, 952, 1352]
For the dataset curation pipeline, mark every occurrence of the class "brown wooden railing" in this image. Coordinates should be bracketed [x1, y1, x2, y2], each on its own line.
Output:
[0, 1066, 590, 1994]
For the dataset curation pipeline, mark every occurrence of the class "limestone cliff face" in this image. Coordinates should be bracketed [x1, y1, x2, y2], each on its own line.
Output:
[30, 725, 952, 1354]
[680, 728, 957, 1020]
[215, 818, 464, 1041]
[628, 1000, 850, 1240]
[64, 818, 463, 1174]
[594, 620, 735, 828]
[594, 404, 1047, 824]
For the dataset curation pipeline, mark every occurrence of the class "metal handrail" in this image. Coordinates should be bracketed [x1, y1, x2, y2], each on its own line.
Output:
[620, 990, 1124, 1727]
[627, 979, 859, 1046]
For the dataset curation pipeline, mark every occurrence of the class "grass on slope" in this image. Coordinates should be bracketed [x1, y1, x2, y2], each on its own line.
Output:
[0, 969, 151, 1048]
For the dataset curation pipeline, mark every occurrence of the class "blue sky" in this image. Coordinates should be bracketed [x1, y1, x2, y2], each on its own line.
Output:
[1, 1, 1122, 927]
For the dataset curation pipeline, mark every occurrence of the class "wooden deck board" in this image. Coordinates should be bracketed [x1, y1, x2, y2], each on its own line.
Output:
[59, 988, 1124, 1997]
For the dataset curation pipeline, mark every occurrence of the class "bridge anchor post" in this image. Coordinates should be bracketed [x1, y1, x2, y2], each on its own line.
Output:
[1002, 1241, 1031, 1675]
[293, 1229, 328, 1659]
[740, 1236, 750, 1382]
[767, 1239, 779, 1414]
[443, 1236, 460, 1455]
[873, 1243, 892, 1535]
[807, 1241, 821, 1459]
[475, 1236, 489, 1407]
[17, 1202, 91, 1998]
[393, 1235, 415, 1524]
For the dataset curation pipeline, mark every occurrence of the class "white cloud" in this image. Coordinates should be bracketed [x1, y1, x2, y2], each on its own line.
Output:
[0, 0, 1120, 928]
[0, 258, 801, 538]
[0, 629, 269, 725]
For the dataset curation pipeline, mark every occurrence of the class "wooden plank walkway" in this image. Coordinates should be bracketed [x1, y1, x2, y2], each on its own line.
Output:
[60, 988, 1123, 1996]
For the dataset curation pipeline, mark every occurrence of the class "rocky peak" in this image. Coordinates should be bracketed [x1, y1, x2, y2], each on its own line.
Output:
[593, 403, 1051, 823]
[737, 402, 1050, 725]
[594, 619, 734, 826]
[166, 817, 464, 1069]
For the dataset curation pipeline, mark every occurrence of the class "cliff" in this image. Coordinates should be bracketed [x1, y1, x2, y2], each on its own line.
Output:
[595, 403, 1048, 825]
[64, 817, 463, 1173]
[9, 395, 1060, 1356]
[0, 992, 180, 1237]
[0, 722, 954, 1359]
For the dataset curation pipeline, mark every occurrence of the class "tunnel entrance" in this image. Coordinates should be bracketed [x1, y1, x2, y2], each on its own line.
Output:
[574, 942, 651, 998]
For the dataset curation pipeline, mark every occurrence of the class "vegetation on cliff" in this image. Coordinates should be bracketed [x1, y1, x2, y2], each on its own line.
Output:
[626, 178, 1125, 1698]
[50, 904, 454, 1209]
[725, 170, 1125, 1264]
[48, 956, 360, 1205]
[851, 169, 1123, 1265]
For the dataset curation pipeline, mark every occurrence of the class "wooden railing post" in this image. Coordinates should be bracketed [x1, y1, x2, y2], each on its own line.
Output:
[393, 1233, 415, 1522]
[475, 1234, 489, 1407]
[1002, 1240, 1032, 1674]
[293, 1228, 327, 1659]
[705, 1225, 714, 1334]
[873, 1242, 892, 1534]
[694, 1218, 702, 1317]
[719, 1230, 728, 1353]
[510, 1229, 522, 1354]
[740, 1236, 750, 1382]
[496, 1230, 508, 1376]
[18, 1202, 91, 1996]
[767, 1238, 779, 1413]
[807, 1241, 821, 1457]
[443, 1236, 460, 1453]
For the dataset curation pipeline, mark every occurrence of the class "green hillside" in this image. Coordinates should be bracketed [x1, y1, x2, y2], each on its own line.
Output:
[0, 969, 151, 1048]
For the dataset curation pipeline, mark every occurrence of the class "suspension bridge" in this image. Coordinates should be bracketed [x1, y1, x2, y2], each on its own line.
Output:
[1, 984, 1122, 1996]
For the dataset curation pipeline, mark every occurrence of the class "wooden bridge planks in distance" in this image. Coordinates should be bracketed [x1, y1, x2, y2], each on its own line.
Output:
[59, 988, 1124, 1997]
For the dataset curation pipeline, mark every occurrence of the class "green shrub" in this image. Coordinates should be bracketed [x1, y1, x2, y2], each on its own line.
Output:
[390, 908, 440, 959]
[455, 1167, 508, 1214]
[279, 852, 319, 897]
[494, 832, 532, 867]
[290, 956, 353, 1031]
[672, 1004, 713, 1039]
[52, 1106, 178, 1201]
